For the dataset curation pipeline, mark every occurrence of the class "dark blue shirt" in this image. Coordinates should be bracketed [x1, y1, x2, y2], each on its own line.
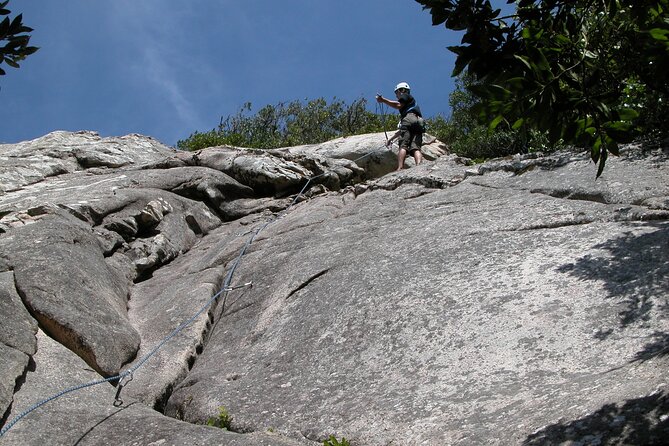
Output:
[398, 93, 422, 118]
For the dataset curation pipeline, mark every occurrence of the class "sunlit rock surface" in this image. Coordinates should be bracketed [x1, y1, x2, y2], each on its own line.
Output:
[1, 131, 667, 445]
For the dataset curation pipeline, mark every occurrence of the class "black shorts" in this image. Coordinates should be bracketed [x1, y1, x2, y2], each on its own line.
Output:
[399, 113, 423, 153]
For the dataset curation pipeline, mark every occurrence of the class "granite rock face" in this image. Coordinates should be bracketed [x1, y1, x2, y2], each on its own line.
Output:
[0, 131, 667, 445]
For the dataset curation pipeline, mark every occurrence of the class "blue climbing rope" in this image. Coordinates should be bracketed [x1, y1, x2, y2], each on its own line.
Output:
[0, 143, 387, 438]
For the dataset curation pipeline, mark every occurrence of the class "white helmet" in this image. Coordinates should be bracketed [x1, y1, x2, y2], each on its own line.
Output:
[394, 82, 411, 92]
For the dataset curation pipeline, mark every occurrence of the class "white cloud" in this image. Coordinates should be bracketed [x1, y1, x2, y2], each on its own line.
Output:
[107, 1, 204, 131]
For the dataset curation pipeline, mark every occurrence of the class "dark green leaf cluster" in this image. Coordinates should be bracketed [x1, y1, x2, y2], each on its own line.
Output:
[177, 97, 397, 151]
[322, 435, 351, 446]
[427, 71, 560, 161]
[0, 0, 38, 76]
[416, 0, 669, 176]
[178, 84, 548, 161]
[205, 406, 232, 430]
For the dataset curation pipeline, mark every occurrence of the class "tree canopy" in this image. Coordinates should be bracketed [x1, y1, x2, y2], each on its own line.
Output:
[177, 97, 396, 151]
[416, 0, 669, 176]
[0, 1, 38, 76]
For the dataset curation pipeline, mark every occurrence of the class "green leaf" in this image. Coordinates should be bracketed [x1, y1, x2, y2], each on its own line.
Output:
[555, 34, 572, 45]
[649, 28, 669, 41]
[452, 56, 469, 76]
[505, 77, 526, 90]
[591, 136, 602, 163]
[603, 121, 635, 142]
[527, 46, 551, 72]
[448, 45, 472, 76]
[489, 84, 512, 99]
[513, 54, 532, 71]
[489, 114, 505, 130]
[548, 122, 562, 143]
[608, 140, 620, 156]
[467, 83, 491, 98]
[8, 13, 23, 32]
[425, 6, 450, 27]
[593, 100, 611, 118]
[617, 108, 639, 121]
[0, 16, 10, 34]
[596, 148, 608, 179]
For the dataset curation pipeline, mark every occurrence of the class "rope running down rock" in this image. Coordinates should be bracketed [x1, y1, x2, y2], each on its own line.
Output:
[0, 143, 388, 438]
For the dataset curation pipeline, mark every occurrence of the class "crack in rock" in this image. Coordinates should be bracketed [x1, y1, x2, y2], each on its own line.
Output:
[531, 188, 609, 204]
[286, 269, 330, 300]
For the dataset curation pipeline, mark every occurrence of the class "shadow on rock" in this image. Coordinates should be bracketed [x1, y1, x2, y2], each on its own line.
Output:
[542, 222, 669, 445]
[557, 222, 669, 355]
[632, 332, 669, 363]
[73, 402, 137, 446]
[523, 390, 669, 445]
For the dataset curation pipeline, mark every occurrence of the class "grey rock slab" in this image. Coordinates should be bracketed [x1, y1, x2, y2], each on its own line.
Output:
[286, 132, 391, 162]
[0, 211, 140, 377]
[0, 344, 29, 426]
[0, 271, 38, 355]
[193, 147, 312, 196]
[364, 154, 471, 194]
[285, 132, 448, 179]
[94, 188, 223, 279]
[1, 330, 306, 445]
[165, 152, 669, 445]
[1, 131, 666, 445]
[0, 131, 175, 194]
[283, 133, 397, 178]
[137, 166, 256, 206]
[0, 166, 252, 224]
[0, 271, 38, 420]
[122, 216, 269, 409]
[470, 147, 669, 208]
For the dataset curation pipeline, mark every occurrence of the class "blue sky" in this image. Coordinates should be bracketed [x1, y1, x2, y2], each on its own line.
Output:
[1, 0, 468, 147]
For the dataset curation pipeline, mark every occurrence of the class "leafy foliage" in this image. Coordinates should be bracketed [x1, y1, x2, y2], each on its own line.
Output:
[178, 85, 554, 161]
[177, 97, 396, 151]
[0, 0, 38, 76]
[323, 435, 351, 446]
[427, 71, 560, 160]
[206, 406, 232, 430]
[416, 0, 669, 176]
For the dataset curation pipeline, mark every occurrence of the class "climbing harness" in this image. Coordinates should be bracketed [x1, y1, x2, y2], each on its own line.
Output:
[0, 141, 390, 439]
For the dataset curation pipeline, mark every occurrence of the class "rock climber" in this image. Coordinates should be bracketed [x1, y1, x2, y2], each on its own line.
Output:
[376, 81, 425, 170]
